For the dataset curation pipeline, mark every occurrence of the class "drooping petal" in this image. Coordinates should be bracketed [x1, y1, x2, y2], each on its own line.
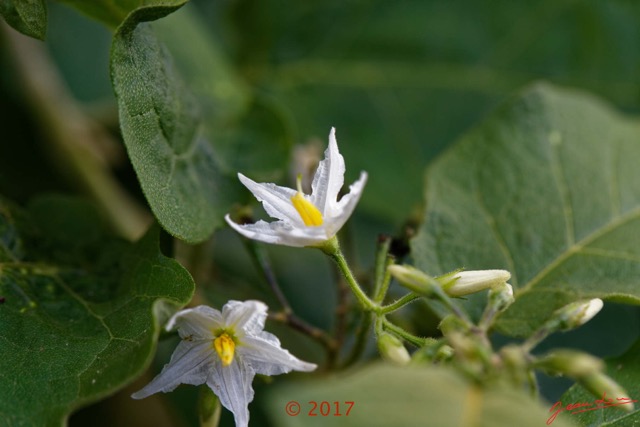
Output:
[324, 171, 368, 235]
[240, 333, 317, 376]
[238, 173, 304, 226]
[224, 215, 327, 247]
[166, 305, 222, 339]
[207, 357, 255, 427]
[221, 300, 268, 336]
[310, 127, 345, 216]
[131, 340, 212, 399]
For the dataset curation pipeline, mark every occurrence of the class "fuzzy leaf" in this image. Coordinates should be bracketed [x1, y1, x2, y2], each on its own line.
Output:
[412, 83, 640, 336]
[0, 0, 46, 39]
[110, 4, 239, 243]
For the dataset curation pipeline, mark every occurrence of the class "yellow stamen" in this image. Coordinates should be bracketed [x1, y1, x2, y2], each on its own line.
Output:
[291, 175, 324, 226]
[214, 333, 235, 367]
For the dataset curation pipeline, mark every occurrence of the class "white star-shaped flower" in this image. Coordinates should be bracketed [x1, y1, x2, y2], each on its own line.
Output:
[132, 300, 316, 427]
[225, 127, 368, 247]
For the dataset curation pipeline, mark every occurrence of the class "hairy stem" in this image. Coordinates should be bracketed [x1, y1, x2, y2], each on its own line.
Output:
[380, 293, 421, 314]
[326, 247, 377, 312]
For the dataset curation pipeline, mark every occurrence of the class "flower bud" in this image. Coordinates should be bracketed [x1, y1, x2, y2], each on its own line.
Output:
[377, 332, 410, 365]
[440, 269, 511, 297]
[487, 282, 514, 313]
[580, 372, 635, 412]
[387, 264, 438, 296]
[553, 298, 604, 331]
[534, 350, 604, 378]
[434, 344, 455, 362]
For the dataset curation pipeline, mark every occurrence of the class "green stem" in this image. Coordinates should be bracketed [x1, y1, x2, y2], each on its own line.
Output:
[380, 293, 421, 314]
[521, 325, 553, 353]
[526, 369, 539, 399]
[382, 318, 427, 347]
[325, 240, 377, 312]
[477, 306, 497, 332]
[372, 235, 393, 303]
[430, 284, 472, 325]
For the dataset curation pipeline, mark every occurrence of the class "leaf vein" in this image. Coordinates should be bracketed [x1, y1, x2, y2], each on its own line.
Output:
[549, 132, 575, 246]
[474, 181, 519, 288]
[519, 204, 640, 295]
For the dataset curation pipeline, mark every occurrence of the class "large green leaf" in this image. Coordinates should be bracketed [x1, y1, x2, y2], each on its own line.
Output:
[558, 339, 640, 426]
[267, 364, 575, 427]
[110, 4, 236, 243]
[411, 83, 640, 336]
[0, 195, 194, 426]
[0, 0, 46, 40]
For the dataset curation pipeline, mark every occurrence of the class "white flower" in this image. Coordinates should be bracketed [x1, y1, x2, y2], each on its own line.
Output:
[225, 127, 367, 247]
[132, 300, 316, 427]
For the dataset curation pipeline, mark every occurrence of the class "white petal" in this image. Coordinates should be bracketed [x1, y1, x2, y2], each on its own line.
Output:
[310, 127, 346, 216]
[225, 215, 327, 247]
[166, 306, 222, 339]
[325, 171, 368, 235]
[221, 300, 268, 336]
[238, 173, 303, 226]
[207, 357, 255, 427]
[577, 298, 604, 325]
[240, 333, 317, 376]
[131, 340, 212, 399]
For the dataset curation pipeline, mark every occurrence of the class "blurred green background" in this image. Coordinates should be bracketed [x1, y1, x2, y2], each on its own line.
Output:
[2, 1, 640, 426]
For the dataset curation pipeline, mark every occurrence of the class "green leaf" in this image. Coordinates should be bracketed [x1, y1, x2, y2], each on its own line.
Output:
[267, 364, 575, 427]
[558, 339, 640, 426]
[110, 4, 238, 243]
[411, 83, 640, 336]
[0, 0, 46, 40]
[150, 5, 290, 182]
[0, 195, 194, 426]
[56, 0, 184, 29]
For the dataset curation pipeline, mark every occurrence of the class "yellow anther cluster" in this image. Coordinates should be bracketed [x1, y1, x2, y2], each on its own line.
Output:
[214, 333, 235, 367]
[291, 175, 324, 226]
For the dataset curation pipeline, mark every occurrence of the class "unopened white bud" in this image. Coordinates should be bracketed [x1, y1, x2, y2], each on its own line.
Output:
[377, 333, 411, 365]
[441, 269, 511, 297]
[555, 298, 604, 330]
[488, 282, 514, 312]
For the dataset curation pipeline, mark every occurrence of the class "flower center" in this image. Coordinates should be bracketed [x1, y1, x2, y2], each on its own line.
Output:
[290, 175, 324, 227]
[214, 333, 235, 367]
